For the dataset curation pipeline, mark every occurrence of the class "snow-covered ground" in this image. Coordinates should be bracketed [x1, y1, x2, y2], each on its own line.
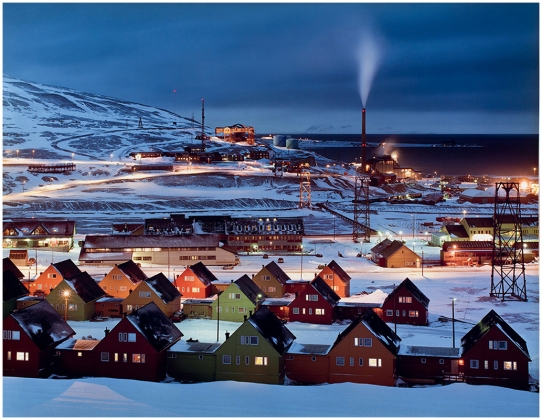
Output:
[3, 75, 540, 417]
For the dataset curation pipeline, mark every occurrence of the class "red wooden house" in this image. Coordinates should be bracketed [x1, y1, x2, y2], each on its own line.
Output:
[55, 338, 100, 378]
[261, 295, 293, 321]
[327, 309, 401, 386]
[93, 301, 183, 382]
[460, 309, 531, 390]
[34, 259, 81, 296]
[284, 342, 331, 384]
[289, 277, 340, 325]
[397, 345, 461, 385]
[379, 278, 429, 326]
[100, 260, 147, 298]
[3, 300, 75, 378]
[316, 260, 351, 297]
[284, 280, 309, 295]
[174, 262, 217, 298]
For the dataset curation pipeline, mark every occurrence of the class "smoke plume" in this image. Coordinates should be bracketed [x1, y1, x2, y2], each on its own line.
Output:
[356, 28, 384, 108]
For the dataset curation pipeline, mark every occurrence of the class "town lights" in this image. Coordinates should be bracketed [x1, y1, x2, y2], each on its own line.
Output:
[63, 290, 70, 321]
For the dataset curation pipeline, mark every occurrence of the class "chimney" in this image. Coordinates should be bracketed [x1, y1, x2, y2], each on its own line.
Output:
[249, 311, 253, 317]
[225, 331, 230, 340]
[361, 108, 367, 173]
[244, 315, 247, 322]
[104, 327, 110, 337]
[295, 291, 298, 298]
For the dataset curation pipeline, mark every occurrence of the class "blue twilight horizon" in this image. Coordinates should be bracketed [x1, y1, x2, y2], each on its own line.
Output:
[2, 2, 539, 134]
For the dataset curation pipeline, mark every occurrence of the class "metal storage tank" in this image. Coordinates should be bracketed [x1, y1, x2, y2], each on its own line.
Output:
[286, 138, 299, 149]
[273, 135, 286, 147]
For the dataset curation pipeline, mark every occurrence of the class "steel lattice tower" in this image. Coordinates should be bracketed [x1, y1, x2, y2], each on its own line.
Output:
[490, 182, 527, 301]
[353, 173, 370, 242]
[299, 164, 311, 209]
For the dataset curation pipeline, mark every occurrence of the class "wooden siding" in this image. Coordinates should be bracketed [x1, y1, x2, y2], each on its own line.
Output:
[99, 266, 140, 298]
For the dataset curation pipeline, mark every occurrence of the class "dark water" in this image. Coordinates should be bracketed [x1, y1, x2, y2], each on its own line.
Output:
[295, 134, 539, 177]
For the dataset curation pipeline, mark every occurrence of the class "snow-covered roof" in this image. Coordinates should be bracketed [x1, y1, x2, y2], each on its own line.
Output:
[168, 340, 220, 353]
[286, 342, 331, 355]
[399, 345, 460, 358]
[337, 289, 388, 307]
[248, 306, 296, 354]
[145, 272, 181, 304]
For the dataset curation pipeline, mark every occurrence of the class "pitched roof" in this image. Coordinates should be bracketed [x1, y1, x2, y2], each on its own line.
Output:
[370, 238, 393, 254]
[460, 309, 530, 360]
[145, 273, 182, 304]
[330, 308, 401, 356]
[248, 306, 296, 354]
[126, 301, 183, 352]
[263, 261, 290, 285]
[373, 240, 417, 259]
[188, 262, 218, 286]
[117, 260, 148, 283]
[383, 278, 430, 309]
[52, 259, 81, 279]
[234, 275, 265, 305]
[65, 272, 106, 303]
[82, 234, 221, 249]
[323, 260, 351, 284]
[442, 241, 493, 251]
[309, 277, 340, 307]
[9, 300, 75, 351]
[463, 217, 493, 228]
[3, 218, 75, 236]
[444, 224, 469, 238]
[3, 257, 24, 279]
[3, 269, 30, 302]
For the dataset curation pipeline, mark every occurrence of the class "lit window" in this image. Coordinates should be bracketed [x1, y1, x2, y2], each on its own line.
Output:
[368, 358, 381, 367]
[132, 354, 145, 363]
[484, 360, 489, 369]
[503, 361, 517, 370]
[409, 310, 418, 317]
[7, 351, 11, 360]
[77, 352, 83, 357]
[123, 353, 128, 363]
[68, 303, 77, 311]
[336, 357, 345, 366]
[255, 356, 267, 366]
[315, 309, 324, 315]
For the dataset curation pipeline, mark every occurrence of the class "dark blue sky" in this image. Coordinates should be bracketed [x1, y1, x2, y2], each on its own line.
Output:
[3, 2, 539, 134]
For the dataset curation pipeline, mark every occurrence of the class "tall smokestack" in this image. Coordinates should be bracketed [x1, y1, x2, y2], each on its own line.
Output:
[361, 108, 366, 173]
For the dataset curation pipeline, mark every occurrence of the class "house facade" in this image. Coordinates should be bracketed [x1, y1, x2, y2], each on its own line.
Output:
[166, 340, 220, 382]
[174, 262, 216, 298]
[316, 260, 351, 297]
[370, 240, 420, 268]
[79, 234, 239, 267]
[3, 300, 75, 378]
[215, 307, 296, 385]
[379, 278, 429, 326]
[123, 273, 182, 318]
[211, 275, 264, 322]
[460, 310, 531, 390]
[92, 302, 183, 382]
[3, 218, 76, 252]
[99, 260, 148, 298]
[288, 277, 340, 325]
[327, 309, 401, 386]
[46, 272, 106, 321]
[397, 346, 461, 385]
[252, 261, 290, 298]
[284, 343, 331, 384]
[33, 259, 82, 296]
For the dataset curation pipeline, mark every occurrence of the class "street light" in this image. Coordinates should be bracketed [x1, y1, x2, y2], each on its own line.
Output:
[333, 215, 336, 241]
[452, 298, 456, 348]
[63, 290, 70, 321]
[399, 231, 403, 241]
[71, 153, 74, 162]
[534, 168, 537, 176]
[32, 150, 35, 159]
[16, 149, 19, 159]
[300, 244, 304, 280]
[110, 153, 113, 162]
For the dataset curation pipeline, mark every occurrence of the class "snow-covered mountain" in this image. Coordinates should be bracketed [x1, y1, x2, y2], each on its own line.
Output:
[3, 74, 201, 160]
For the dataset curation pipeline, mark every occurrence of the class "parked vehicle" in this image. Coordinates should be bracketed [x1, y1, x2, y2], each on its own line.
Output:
[277, 257, 284, 263]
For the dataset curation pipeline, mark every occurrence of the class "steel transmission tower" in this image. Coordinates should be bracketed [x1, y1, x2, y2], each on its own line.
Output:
[353, 173, 370, 243]
[299, 164, 311, 209]
[490, 182, 527, 301]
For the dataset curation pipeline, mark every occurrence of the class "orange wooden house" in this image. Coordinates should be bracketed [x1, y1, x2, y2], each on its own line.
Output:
[316, 260, 351, 297]
[33, 259, 81, 296]
[100, 260, 148, 298]
[251, 261, 290, 298]
[123, 272, 181, 317]
[327, 309, 401, 386]
[174, 262, 217, 298]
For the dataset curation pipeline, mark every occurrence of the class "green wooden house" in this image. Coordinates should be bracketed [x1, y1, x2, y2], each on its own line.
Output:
[166, 339, 220, 382]
[211, 275, 264, 322]
[215, 306, 296, 384]
[47, 271, 106, 321]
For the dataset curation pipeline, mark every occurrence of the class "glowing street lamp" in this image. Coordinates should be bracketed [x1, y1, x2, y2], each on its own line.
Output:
[71, 153, 74, 162]
[16, 149, 19, 159]
[32, 150, 35, 159]
[399, 231, 403, 241]
[534, 168, 537, 176]
[63, 290, 70, 321]
[110, 153, 113, 162]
